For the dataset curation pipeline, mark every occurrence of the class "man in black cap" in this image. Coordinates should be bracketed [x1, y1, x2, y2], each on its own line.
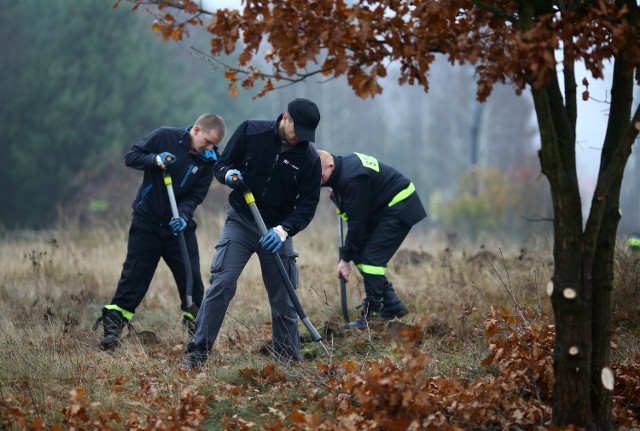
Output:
[183, 98, 322, 368]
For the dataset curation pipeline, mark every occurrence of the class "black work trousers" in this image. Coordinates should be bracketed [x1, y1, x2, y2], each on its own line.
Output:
[110, 220, 204, 316]
[354, 210, 412, 300]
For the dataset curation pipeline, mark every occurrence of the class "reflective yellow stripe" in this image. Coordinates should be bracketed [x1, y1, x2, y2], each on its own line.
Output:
[244, 192, 255, 205]
[183, 311, 196, 321]
[388, 182, 415, 207]
[105, 304, 134, 321]
[629, 237, 640, 247]
[336, 206, 348, 221]
[357, 263, 386, 275]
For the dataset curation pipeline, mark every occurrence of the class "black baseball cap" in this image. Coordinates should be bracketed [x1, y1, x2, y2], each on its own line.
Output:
[287, 98, 321, 142]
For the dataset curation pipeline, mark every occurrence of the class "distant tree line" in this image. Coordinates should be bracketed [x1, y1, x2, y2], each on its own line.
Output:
[0, 0, 563, 243]
[0, 0, 262, 229]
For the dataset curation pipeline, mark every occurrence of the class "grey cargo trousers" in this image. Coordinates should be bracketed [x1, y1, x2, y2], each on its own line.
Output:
[188, 206, 301, 360]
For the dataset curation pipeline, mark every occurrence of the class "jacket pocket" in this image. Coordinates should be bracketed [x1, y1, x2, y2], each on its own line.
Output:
[210, 238, 230, 273]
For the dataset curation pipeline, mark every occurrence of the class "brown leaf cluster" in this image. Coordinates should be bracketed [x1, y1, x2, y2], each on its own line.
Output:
[126, 0, 640, 101]
[1, 383, 208, 431]
[612, 360, 640, 426]
[274, 308, 555, 430]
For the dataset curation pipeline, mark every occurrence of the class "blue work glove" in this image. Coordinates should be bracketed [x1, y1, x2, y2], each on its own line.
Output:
[169, 216, 187, 236]
[156, 152, 176, 168]
[225, 169, 243, 189]
[259, 226, 288, 253]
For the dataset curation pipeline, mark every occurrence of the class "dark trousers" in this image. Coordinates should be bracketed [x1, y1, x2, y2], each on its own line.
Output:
[110, 221, 204, 315]
[354, 210, 412, 300]
[189, 207, 301, 360]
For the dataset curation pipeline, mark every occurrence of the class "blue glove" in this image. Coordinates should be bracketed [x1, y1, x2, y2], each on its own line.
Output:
[169, 216, 187, 236]
[156, 152, 176, 168]
[260, 226, 287, 253]
[225, 169, 243, 189]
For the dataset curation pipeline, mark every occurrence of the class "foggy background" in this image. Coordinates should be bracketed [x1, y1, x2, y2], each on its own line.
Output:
[2, 0, 639, 244]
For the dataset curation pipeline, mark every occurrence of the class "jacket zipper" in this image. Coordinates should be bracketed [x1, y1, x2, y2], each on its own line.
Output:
[262, 154, 279, 199]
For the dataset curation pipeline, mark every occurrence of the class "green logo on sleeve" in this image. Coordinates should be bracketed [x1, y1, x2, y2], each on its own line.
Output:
[354, 152, 379, 172]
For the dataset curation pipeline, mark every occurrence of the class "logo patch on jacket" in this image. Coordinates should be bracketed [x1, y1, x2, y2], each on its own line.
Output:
[283, 159, 299, 170]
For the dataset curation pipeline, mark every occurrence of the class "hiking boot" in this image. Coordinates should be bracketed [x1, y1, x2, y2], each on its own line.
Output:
[381, 285, 409, 320]
[181, 351, 208, 370]
[182, 314, 196, 342]
[93, 307, 128, 351]
[345, 311, 384, 330]
[345, 297, 384, 330]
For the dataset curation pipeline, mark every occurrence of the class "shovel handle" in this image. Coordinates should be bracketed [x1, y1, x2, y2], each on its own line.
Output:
[235, 177, 327, 348]
[164, 172, 197, 314]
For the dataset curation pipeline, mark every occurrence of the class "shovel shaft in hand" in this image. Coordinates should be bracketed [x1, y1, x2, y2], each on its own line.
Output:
[164, 173, 198, 316]
[337, 210, 350, 323]
[234, 176, 327, 353]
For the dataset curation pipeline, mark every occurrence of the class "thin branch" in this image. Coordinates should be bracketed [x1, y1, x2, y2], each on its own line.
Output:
[486, 248, 531, 326]
[471, 282, 492, 313]
[521, 215, 554, 223]
[127, 0, 215, 16]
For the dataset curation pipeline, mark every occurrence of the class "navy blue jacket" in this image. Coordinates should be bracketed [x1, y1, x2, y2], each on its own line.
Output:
[324, 153, 426, 262]
[214, 116, 321, 237]
[125, 126, 218, 229]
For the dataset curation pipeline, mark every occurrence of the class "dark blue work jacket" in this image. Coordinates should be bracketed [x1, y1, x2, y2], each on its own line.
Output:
[214, 116, 321, 237]
[125, 126, 218, 229]
[324, 153, 427, 262]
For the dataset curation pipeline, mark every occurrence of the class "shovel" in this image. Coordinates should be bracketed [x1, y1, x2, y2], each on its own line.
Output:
[337, 210, 350, 323]
[163, 169, 199, 318]
[232, 174, 329, 356]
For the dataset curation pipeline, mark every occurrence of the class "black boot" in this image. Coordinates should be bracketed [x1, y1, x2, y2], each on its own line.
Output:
[380, 284, 408, 320]
[93, 307, 128, 350]
[345, 297, 384, 330]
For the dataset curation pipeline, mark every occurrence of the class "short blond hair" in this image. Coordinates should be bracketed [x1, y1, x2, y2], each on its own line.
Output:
[195, 114, 226, 141]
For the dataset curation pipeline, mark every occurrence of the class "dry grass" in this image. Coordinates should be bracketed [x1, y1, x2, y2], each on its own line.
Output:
[1, 199, 639, 429]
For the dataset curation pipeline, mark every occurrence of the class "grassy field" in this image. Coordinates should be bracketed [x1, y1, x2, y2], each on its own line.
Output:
[1, 203, 639, 430]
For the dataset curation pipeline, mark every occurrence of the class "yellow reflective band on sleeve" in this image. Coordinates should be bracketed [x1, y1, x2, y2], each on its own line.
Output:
[105, 304, 134, 321]
[163, 175, 173, 186]
[357, 263, 386, 275]
[628, 237, 640, 247]
[183, 311, 196, 321]
[244, 192, 255, 205]
[388, 182, 416, 207]
[354, 152, 380, 172]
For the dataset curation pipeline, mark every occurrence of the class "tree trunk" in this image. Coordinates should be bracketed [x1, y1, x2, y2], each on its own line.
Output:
[533, 76, 594, 426]
[533, 26, 639, 429]
[590, 51, 635, 430]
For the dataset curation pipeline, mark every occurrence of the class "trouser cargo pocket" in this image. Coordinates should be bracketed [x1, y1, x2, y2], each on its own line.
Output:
[209, 238, 230, 278]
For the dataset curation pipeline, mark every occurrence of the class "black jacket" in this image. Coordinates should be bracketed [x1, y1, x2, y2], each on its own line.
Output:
[126, 126, 218, 229]
[324, 153, 426, 262]
[214, 116, 321, 236]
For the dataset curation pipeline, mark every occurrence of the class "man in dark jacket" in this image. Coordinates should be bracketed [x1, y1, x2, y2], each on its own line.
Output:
[318, 150, 427, 330]
[183, 98, 321, 368]
[95, 114, 226, 350]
